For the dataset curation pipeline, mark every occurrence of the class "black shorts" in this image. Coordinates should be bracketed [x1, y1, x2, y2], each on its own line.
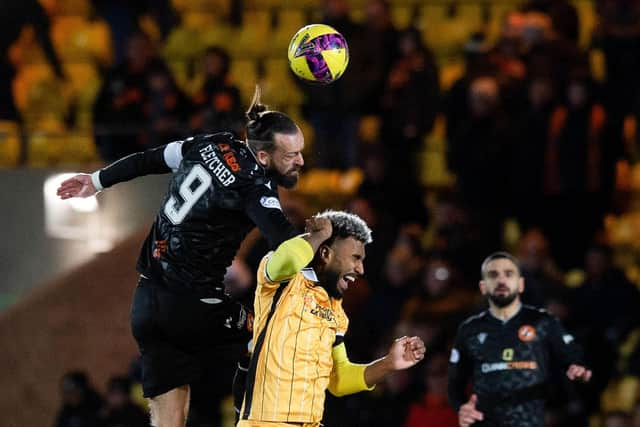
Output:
[130, 276, 251, 398]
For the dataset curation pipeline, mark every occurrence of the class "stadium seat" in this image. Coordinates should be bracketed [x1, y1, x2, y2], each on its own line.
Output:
[227, 9, 270, 58]
[272, 8, 306, 52]
[0, 121, 21, 167]
[572, 0, 596, 48]
[391, 6, 414, 30]
[261, 58, 303, 108]
[51, 16, 112, 64]
[229, 59, 259, 103]
[420, 3, 483, 56]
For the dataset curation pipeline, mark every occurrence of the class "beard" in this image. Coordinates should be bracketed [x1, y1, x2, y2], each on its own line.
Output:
[267, 169, 299, 189]
[318, 269, 342, 299]
[488, 291, 518, 308]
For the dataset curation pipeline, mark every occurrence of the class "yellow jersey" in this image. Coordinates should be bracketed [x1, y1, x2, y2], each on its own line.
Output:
[240, 254, 349, 424]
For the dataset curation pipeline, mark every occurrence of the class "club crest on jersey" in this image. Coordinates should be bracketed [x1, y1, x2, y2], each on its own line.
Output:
[260, 196, 282, 210]
[477, 333, 487, 344]
[518, 325, 537, 342]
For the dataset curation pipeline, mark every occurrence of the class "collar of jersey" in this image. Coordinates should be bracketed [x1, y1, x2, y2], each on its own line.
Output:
[301, 268, 319, 282]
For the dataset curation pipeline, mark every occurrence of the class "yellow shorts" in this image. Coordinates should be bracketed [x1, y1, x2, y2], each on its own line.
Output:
[237, 421, 320, 427]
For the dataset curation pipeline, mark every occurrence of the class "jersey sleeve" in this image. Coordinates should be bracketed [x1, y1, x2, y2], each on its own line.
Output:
[448, 324, 473, 412]
[546, 314, 585, 369]
[256, 252, 282, 294]
[243, 183, 299, 249]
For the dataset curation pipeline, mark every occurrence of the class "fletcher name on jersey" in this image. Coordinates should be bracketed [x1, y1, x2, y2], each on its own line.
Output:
[129, 132, 297, 298]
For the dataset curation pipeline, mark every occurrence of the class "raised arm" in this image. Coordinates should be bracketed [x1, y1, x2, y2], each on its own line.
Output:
[57, 141, 187, 199]
[264, 216, 332, 282]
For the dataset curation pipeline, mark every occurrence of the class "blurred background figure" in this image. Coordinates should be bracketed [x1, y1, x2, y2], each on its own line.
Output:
[99, 376, 148, 427]
[190, 46, 244, 136]
[54, 371, 102, 427]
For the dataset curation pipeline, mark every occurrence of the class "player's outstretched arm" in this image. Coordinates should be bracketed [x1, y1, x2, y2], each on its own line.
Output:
[57, 173, 98, 199]
[363, 336, 425, 387]
[57, 144, 181, 200]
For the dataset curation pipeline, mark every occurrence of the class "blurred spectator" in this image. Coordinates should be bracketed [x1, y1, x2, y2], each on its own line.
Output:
[91, 0, 176, 64]
[593, 0, 640, 165]
[298, 0, 366, 169]
[190, 47, 244, 136]
[363, 230, 424, 347]
[54, 371, 102, 427]
[517, 228, 567, 310]
[361, 0, 399, 114]
[93, 31, 174, 161]
[0, 0, 64, 121]
[632, 401, 640, 427]
[346, 196, 397, 291]
[144, 62, 191, 147]
[602, 411, 632, 427]
[404, 352, 458, 427]
[379, 26, 438, 224]
[99, 376, 148, 427]
[521, 0, 580, 44]
[448, 76, 514, 251]
[542, 70, 607, 269]
[401, 255, 478, 344]
[569, 244, 640, 411]
[380, 27, 439, 174]
[510, 76, 558, 229]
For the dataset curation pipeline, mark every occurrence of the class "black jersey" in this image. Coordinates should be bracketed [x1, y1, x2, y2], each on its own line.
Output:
[98, 132, 297, 298]
[448, 305, 584, 427]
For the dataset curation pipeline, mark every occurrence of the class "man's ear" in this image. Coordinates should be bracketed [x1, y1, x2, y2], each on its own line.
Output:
[319, 244, 332, 264]
[256, 150, 270, 167]
[479, 280, 487, 295]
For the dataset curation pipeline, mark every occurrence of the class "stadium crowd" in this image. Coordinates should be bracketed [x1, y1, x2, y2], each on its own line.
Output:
[9, 0, 637, 426]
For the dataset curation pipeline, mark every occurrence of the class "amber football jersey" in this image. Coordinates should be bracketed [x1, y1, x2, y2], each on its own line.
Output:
[241, 255, 349, 424]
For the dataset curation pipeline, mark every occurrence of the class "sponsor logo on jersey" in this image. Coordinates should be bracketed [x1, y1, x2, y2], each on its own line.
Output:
[518, 325, 537, 342]
[223, 151, 240, 171]
[481, 361, 538, 373]
[199, 144, 236, 186]
[478, 332, 487, 344]
[450, 348, 460, 363]
[260, 196, 282, 210]
[502, 348, 514, 361]
[310, 303, 335, 321]
[153, 240, 168, 259]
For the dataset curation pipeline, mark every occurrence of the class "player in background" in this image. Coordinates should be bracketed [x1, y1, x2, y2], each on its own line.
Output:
[57, 87, 304, 427]
[448, 251, 592, 427]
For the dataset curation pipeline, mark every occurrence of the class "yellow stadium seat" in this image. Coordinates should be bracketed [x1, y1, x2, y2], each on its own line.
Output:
[0, 121, 21, 167]
[261, 58, 303, 109]
[164, 26, 205, 62]
[391, 6, 413, 30]
[201, 21, 234, 49]
[272, 9, 306, 52]
[26, 120, 67, 167]
[51, 16, 112, 64]
[420, 3, 483, 54]
[229, 59, 259, 103]
[572, 0, 596, 48]
[55, 0, 91, 17]
[227, 10, 270, 58]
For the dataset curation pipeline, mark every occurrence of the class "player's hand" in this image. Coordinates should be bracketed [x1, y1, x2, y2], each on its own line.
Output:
[459, 394, 484, 427]
[387, 336, 425, 370]
[566, 364, 592, 382]
[304, 216, 332, 242]
[57, 173, 98, 199]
